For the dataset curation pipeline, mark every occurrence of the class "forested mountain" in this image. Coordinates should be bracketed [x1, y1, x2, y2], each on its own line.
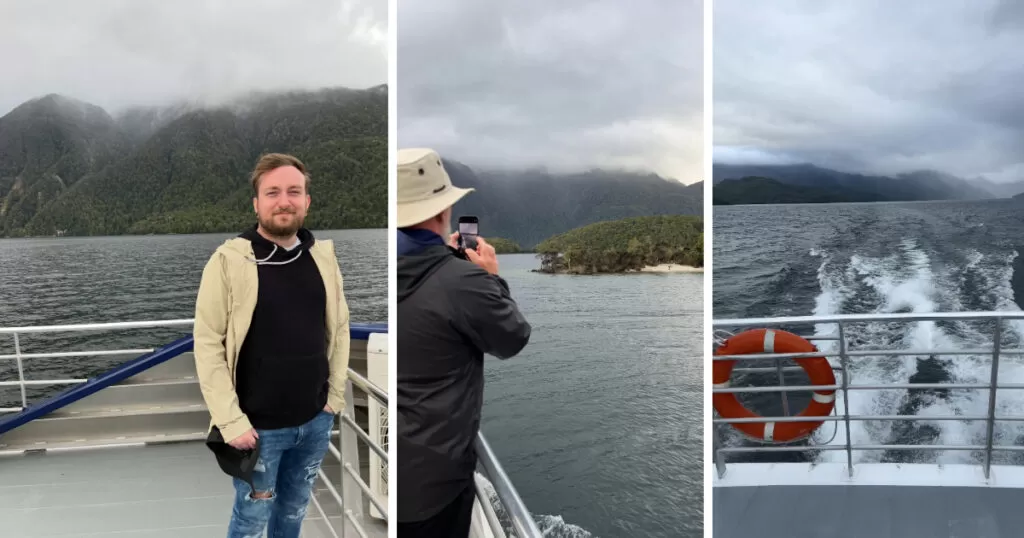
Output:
[713, 176, 889, 205]
[0, 86, 387, 237]
[712, 163, 1003, 203]
[444, 159, 702, 249]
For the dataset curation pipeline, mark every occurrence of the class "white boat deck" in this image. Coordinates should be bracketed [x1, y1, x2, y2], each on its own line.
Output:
[712, 312, 1024, 538]
[1, 441, 385, 537]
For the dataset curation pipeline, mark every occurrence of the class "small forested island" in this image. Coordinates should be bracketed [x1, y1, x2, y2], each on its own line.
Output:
[486, 237, 524, 254]
[533, 215, 703, 275]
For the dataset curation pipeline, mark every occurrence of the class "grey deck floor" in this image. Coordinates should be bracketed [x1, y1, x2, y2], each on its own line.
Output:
[714, 484, 1024, 538]
[0, 441, 385, 537]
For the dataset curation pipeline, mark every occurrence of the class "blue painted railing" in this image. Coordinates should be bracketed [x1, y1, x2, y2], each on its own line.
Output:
[0, 322, 387, 435]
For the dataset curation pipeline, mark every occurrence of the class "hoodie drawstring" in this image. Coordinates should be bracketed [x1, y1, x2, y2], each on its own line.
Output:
[247, 244, 304, 265]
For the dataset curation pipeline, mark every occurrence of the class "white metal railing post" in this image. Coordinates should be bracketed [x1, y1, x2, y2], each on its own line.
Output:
[12, 332, 27, 409]
[340, 378, 365, 533]
[776, 354, 790, 417]
[838, 322, 853, 477]
[713, 421, 726, 478]
[984, 317, 1002, 479]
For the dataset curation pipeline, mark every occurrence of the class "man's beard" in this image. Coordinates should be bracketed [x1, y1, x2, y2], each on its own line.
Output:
[259, 209, 304, 238]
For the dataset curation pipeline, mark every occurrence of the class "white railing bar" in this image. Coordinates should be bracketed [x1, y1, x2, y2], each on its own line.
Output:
[0, 348, 155, 360]
[0, 319, 194, 334]
[714, 348, 1024, 361]
[718, 444, 987, 453]
[716, 382, 1024, 393]
[713, 311, 1024, 326]
[340, 414, 387, 461]
[734, 366, 844, 373]
[13, 333, 27, 408]
[347, 369, 387, 406]
[327, 439, 343, 463]
[0, 379, 87, 387]
[476, 433, 543, 538]
[342, 462, 387, 518]
[307, 482, 342, 538]
[343, 510, 369, 538]
[714, 382, 1007, 393]
[985, 318, 1003, 478]
[0, 407, 23, 413]
[713, 415, 992, 423]
[313, 467, 346, 538]
[474, 474, 507, 538]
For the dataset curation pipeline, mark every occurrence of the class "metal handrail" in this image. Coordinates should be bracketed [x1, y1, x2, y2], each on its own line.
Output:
[334, 370, 389, 537]
[0, 318, 389, 537]
[475, 432, 543, 538]
[712, 311, 1024, 480]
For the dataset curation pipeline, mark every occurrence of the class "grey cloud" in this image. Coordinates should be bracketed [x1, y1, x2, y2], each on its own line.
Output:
[714, 0, 1024, 182]
[397, 0, 703, 183]
[0, 0, 386, 116]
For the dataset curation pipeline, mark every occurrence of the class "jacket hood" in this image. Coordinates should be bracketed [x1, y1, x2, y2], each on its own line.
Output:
[397, 243, 458, 301]
[236, 224, 316, 266]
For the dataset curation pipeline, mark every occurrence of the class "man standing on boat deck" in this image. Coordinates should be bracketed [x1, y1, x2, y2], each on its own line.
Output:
[192, 153, 350, 538]
[396, 148, 532, 537]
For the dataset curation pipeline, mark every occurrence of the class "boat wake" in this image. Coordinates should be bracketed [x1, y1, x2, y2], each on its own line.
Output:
[807, 238, 1024, 465]
[476, 473, 594, 537]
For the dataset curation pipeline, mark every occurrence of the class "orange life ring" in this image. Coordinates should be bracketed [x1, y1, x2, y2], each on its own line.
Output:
[713, 328, 836, 443]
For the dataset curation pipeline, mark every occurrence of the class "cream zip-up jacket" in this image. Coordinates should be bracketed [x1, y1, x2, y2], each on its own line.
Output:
[193, 235, 350, 443]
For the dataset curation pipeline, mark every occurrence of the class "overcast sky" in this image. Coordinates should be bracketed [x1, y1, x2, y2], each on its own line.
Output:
[397, 0, 703, 184]
[0, 0, 386, 116]
[714, 0, 1024, 183]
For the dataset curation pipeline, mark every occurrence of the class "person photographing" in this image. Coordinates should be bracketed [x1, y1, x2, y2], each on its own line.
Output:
[396, 148, 532, 537]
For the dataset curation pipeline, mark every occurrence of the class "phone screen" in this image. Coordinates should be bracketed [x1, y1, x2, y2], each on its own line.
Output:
[459, 222, 478, 236]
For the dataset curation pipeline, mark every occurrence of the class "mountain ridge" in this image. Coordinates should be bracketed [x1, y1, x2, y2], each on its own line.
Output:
[0, 87, 388, 236]
[713, 162, 1024, 202]
[442, 158, 703, 248]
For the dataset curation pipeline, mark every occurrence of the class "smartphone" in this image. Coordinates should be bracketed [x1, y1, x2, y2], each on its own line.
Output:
[458, 216, 479, 250]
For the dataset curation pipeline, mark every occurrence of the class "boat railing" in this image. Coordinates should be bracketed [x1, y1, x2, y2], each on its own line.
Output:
[474, 431, 544, 538]
[0, 319, 196, 413]
[0, 318, 389, 537]
[712, 311, 1024, 480]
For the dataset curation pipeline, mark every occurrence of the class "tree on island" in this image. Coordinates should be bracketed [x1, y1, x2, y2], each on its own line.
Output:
[533, 215, 703, 274]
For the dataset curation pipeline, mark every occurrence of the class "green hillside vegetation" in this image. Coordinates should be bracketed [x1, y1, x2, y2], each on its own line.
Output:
[534, 215, 703, 274]
[486, 237, 524, 254]
[712, 176, 886, 205]
[0, 87, 387, 237]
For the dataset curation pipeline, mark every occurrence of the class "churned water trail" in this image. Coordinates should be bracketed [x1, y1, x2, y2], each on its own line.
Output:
[715, 200, 1024, 464]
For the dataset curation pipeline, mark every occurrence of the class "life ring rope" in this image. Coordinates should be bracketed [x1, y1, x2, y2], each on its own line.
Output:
[713, 328, 838, 444]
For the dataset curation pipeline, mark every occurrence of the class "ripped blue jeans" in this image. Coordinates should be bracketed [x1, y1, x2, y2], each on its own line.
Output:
[226, 410, 334, 538]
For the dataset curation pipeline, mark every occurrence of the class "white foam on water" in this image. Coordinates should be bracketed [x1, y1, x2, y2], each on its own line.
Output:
[475, 472, 594, 537]
[808, 241, 1024, 465]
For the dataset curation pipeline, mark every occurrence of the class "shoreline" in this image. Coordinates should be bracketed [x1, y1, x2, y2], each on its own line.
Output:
[637, 263, 703, 273]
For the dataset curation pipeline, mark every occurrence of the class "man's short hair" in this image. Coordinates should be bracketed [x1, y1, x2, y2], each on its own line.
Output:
[250, 153, 310, 194]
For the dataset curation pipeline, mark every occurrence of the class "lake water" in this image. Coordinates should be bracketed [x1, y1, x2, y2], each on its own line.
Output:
[0, 229, 386, 408]
[484, 253, 704, 538]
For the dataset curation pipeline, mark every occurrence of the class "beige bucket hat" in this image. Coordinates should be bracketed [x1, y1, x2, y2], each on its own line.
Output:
[397, 148, 474, 228]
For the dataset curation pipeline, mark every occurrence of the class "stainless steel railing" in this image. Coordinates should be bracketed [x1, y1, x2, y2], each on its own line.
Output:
[712, 311, 1024, 480]
[317, 369, 389, 538]
[475, 431, 544, 538]
[0, 319, 194, 413]
[0, 318, 389, 537]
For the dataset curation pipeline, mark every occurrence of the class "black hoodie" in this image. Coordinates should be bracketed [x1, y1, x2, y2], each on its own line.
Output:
[396, 242, 532, 522]
[235, 225, 329, 430]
